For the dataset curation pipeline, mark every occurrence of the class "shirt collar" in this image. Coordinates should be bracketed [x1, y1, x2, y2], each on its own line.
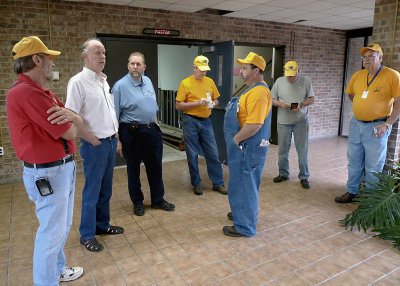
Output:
[18, 73, 50, 93]
[82, 67, 107, 81]
[127, 73, 145, 87]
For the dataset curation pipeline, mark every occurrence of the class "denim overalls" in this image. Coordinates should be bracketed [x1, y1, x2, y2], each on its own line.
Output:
[224, 82, 271, 236]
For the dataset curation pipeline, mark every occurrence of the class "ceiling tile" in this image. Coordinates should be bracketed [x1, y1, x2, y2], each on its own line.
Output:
[174, 0, 224, 6]
[294, 1, 340, 12]
[128, 0, 169, 9]
[224, 11, 261, 18]
[271, 8, 310, 18]
[166, 4, 204, 12]
[262, 0, 315, 8]
[342, 9, 374, 18]
[241, 4, 284, 14]
[211, 0, 258, 11]
[350, 0, 375, 9]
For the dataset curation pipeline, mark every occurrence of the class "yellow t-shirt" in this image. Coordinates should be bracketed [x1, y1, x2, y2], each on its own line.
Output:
[346, 66, 400, 121]
[176, 75, 220, 118]
[237, 82, 271, 127]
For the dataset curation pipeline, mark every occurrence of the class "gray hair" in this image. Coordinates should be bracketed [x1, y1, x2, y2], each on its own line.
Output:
[128, 52, 146, 64]
[13, 53, 45, 74]
[82, 38, 102, 52]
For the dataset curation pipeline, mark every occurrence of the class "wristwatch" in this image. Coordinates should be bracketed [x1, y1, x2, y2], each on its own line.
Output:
[385, 122, 392, 128]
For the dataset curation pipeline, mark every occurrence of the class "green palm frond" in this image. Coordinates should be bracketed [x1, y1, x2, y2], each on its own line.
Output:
[339, 163, 400, 249]
[339, 170, 400, 231]
[373, 223, 400, 250]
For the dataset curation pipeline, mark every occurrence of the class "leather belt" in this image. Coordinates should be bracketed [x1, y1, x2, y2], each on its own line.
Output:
[185, 114, 207, 121]
[132, 122, 156, 128]
[24, 155, 74, 169]
[99, 134, 117, 140]
[361, 116, 388, 123]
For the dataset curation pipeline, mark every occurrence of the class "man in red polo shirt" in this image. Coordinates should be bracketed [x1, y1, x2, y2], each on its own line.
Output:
[6, 36, 84, 285]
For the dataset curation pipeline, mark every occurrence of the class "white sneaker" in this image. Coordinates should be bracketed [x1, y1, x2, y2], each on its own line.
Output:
[58, 266, 84, 282]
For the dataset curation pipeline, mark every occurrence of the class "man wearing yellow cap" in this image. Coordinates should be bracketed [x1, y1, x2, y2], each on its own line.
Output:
[6, 36, 84, 284]
[223, 52, 272, 237]
[335, 43, 400, 203]
[176, 55, 226, 196]
[271, 61, 315, 189]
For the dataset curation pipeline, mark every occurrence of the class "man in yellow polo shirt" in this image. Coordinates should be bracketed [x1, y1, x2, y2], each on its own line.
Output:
[335, 43, 400, 203]
[176, 55, 226, 196]
[223, 52, 272, 237]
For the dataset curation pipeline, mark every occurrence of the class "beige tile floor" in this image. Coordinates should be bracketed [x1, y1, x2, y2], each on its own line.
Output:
[1, 137, 400, 286]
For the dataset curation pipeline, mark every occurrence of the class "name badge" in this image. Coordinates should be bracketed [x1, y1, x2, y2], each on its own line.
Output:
[361, 90, 368, 99]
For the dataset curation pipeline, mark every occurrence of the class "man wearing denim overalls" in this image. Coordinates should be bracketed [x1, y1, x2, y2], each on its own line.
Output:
[223, 52, 272, 237]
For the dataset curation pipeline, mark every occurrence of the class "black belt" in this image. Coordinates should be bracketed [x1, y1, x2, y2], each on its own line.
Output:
[131, 122, 156, 128]
[24, 155, 74, 169]
[99, 134, 117, 140]
[361, 116, 388, 123]
[185, 114, 207, 121]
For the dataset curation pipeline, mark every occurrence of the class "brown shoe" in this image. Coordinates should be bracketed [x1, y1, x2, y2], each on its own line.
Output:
[193, 185, 203, 196]
[223, 225, 244, 237]
[212, 185, 227, 195]
[335, 192, 356, 204]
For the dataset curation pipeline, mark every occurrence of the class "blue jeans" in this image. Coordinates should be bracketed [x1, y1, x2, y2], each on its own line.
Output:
[347, 117, 391, 195]
[182, 115, 224, 187]
[79, 138, 117, 240]
[23, 159, 76, 286]
[277, 118, 309, 180]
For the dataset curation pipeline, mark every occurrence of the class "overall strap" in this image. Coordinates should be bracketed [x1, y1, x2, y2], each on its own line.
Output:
[241, 82, 269, 96]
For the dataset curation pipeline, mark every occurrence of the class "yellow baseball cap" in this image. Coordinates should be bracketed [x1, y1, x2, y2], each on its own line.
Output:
[360, 43, 383, 56]
[237, 52, 266, 71]
[12, 36, 61, 60]
[284, 61, 298, 77]
[194, 55, 211, 71]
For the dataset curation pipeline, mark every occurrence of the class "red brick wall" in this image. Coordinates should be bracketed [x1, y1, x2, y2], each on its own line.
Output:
[373, 0, 400, 168]
[0, 0, 347, 182]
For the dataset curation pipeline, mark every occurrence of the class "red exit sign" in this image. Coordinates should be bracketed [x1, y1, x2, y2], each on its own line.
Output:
[143, 28, 180, 36]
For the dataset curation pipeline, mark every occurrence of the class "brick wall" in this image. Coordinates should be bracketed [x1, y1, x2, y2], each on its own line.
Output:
[0, 0, 346, 183]
[373, 0, 400, 168]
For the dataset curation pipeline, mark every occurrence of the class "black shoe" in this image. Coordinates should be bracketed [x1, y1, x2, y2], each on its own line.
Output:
[212, 185, 227, 195]
[227, 212, 233, 221]
[151, 200, 175, 211]
[335, 192, 356, 204]
[134, 204, 145, 216]
[96, 225, 124, 235]
[223, 225, 244, 237]
[300, 179, 310, 189]
[193, 185, 203, 196]
[80, 237, 104, 252]
[273, 175, 289, 183]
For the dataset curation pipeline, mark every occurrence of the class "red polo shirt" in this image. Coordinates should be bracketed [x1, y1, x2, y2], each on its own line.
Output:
[6, 74, 76, 164]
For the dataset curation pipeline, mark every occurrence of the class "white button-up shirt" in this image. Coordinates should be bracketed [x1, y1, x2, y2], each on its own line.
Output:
[66, 67, 118, 138]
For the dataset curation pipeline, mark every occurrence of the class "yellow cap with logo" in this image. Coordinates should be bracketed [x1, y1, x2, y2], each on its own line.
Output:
[12, 36, 61, 60]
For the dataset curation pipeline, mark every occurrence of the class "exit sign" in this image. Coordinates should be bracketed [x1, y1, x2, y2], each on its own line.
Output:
[143, 28, 180, 36]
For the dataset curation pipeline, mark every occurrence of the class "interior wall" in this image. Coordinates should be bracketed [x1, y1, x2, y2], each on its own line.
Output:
[158, 45, 198, 91]
[0, 0, 347, 183]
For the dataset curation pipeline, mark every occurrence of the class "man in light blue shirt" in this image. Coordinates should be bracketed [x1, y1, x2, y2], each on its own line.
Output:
[113, 52, 175, 216]
[271, 61, 314, 189]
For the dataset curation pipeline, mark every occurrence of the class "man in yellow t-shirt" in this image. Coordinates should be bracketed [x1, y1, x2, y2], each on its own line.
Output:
[176, 55, 225, 196]
[223, 52, 272, 237]
[335, 43, 400, 204]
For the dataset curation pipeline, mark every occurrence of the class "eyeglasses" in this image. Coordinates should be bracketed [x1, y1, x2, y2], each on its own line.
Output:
[361, 55, 376, 60]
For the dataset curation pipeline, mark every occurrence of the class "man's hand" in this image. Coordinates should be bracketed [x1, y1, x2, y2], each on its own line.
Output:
[280, 101, 290, 109]
[117, 139, 123, 157]
[47, 106, 79, 125]
[198, 98, 209, 106]
[373, 123, 389, 138]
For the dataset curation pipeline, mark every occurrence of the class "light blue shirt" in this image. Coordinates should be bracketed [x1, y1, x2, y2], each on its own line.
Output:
[113, 73, 159, 124]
